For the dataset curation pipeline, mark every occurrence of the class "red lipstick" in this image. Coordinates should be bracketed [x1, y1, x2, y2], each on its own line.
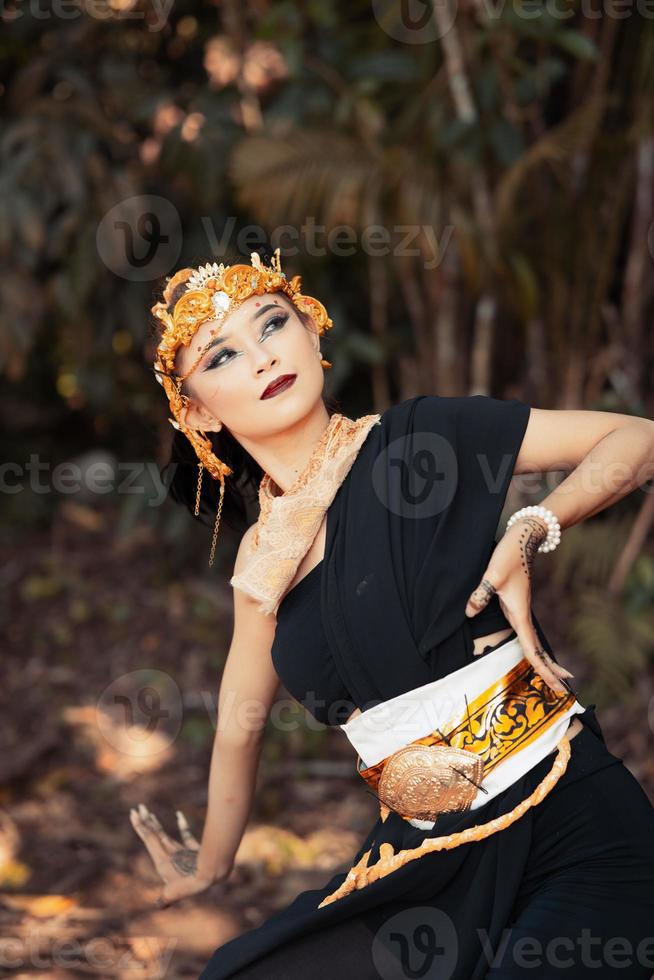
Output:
[261, 374, 297, 399]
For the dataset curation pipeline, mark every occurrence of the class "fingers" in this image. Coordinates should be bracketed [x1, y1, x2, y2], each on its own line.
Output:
[532, 648, 575, 697]
[467, 550, 576, 697]
[465, 578, 497, 617]
[513, 617, 575, 697]
[137, 804, 180, 855]
[528, 645, 566, 695]
[141, 804, 165, 834]
[129, 805, 172, 868]
[176, 810, 200, 850]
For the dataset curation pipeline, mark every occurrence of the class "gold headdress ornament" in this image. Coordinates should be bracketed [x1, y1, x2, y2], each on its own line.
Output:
[150, 248, 333, 566]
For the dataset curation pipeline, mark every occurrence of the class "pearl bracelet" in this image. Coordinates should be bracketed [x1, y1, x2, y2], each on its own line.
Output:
[505, 506, 561, 553]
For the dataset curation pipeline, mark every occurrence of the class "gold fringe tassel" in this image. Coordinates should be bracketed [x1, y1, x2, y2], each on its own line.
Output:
[317, 733, 572, 908]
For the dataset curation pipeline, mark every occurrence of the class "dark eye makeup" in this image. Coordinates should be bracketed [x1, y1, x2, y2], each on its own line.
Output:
[204, 312, 289, 370]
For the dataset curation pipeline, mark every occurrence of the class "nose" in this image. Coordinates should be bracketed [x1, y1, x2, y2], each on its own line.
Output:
[253, 346, 279, 375]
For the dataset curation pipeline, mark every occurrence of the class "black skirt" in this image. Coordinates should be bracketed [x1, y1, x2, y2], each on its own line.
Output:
[198, 709, 654, 979]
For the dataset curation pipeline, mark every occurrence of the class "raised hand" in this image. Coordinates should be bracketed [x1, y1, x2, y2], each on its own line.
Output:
[129, 803, 216, 908]
[465, 516, 575, 697]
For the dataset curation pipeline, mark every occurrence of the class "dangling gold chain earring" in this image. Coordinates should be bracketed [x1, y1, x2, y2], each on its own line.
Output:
[195, 421, 224, 567]
[318, 348, 332, 369]
[194, 462, 204, 517]
[209, 477, 225, 567]
[193, 418, 223, 520]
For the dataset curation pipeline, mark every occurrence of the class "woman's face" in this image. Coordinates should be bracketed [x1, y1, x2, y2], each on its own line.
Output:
[174, 292, 324, 440]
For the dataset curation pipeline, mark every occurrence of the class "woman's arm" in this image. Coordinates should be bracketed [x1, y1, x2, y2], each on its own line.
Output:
[466, 407, 654, 692]
[131, 525, 280, 905]
[196, 524, 280, 883]
[515, 408, 654, 526]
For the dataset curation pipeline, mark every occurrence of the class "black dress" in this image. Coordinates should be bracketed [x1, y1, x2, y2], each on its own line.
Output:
[199, 395, 654, 980]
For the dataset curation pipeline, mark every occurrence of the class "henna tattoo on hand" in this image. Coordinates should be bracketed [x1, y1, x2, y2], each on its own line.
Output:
[514, 517, 547, 579]
[531, 644, 555, 669]
[468, 578, 496, 611]
[172, 848, 199, 876]
[531, 644, 575, 696]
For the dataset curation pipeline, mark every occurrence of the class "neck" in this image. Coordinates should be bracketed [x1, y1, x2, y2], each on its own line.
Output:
[237, 401, 333, 494]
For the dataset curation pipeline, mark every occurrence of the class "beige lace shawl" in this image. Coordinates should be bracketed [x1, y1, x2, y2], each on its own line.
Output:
[230, 412, 381, 615]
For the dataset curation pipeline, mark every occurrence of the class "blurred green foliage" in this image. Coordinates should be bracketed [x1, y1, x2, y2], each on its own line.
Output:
[1, 0, 653, 699]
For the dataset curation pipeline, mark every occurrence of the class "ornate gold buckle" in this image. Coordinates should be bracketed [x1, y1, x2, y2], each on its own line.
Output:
[376, 743, 484, 822]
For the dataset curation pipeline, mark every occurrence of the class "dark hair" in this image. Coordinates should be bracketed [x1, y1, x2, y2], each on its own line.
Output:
[149, 245, 339, 536]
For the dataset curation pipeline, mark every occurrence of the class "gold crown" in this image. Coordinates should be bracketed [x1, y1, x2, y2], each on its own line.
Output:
[151, 248, 332, 381]
[149, 249, 333, 565]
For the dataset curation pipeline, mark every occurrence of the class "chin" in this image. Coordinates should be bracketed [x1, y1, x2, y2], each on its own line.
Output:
[264, 386, 321, 422]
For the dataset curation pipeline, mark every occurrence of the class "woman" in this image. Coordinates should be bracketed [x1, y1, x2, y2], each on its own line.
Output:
[132, 247, 654, 979]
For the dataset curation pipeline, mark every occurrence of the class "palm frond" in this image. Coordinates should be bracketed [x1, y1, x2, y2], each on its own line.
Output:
[496, 95, 607, 229]
[570, 588, 654, 705]
[228, 130, 381, 231]
[548, 516, 634, 591]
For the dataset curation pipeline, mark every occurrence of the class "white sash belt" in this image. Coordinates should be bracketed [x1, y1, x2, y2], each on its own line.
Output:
[339, 634, 585, 829]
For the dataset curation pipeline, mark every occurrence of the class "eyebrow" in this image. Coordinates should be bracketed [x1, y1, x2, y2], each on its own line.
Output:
[200, 303, 283, 361]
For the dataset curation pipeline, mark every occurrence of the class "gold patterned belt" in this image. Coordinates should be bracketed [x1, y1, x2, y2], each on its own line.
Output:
[355, 655, 576, 824]
[318, 642, 584, 907]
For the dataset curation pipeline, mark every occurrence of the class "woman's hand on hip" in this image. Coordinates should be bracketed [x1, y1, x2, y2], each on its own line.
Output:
[464, 516, 574, 697]
[129, 803, 222, 908]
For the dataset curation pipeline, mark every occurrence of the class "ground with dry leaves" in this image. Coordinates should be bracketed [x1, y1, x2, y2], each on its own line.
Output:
[1, 505, 653, 978]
